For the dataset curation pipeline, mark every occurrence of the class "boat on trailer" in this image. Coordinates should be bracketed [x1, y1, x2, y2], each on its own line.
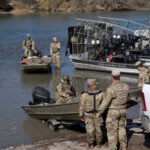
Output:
[67, 17, 150, 74]
[22, 87, 141, 122]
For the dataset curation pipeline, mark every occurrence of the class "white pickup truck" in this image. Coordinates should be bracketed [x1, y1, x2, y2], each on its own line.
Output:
[141, 83, 150, 132]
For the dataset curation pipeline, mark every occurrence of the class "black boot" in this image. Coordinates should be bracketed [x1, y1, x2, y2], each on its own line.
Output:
[96, 142, 102, 148]
[88, 143, 94, 149]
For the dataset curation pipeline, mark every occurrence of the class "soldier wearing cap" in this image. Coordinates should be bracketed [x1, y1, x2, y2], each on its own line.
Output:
[135, 61, 149, 87]
[56, 74, 76, 104]
[50, 37, 61, 69]
[97, 70, 129, 150]
[22, 34, 35, 57]
[79, 79, 104, 149]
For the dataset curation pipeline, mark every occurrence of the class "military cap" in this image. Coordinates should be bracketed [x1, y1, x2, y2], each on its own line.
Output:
[27, 34, 30, 37]
[112, 70, 120, 77]
[53, 37, 57, 42]
[135, 61, 142, 67]
[62, 74, 69, 81]
[87, 79, 97, 85]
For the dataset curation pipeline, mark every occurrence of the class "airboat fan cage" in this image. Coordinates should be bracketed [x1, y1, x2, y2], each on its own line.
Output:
[69, 18, 141, 57]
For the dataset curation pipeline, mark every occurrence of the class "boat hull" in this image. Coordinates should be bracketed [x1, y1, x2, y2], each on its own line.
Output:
[22, 88, 141, 121]
[21, 56, 52, 73]
[71, 57, 139, 75]
[22, 102, 80, 121]
[22, 63, 51, 72]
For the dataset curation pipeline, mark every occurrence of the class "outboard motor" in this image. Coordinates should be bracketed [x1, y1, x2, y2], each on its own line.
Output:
[29, 86, 55, 105]
[32, 50, 43, 58]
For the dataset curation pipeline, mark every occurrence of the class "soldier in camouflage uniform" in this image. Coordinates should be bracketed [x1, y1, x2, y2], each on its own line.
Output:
[80, 79, 104, 149]
[135, 61, 149, 119]
[56, 74, 76, 104]
[135, 61, 149, 88]
[22, 34, 35, 57]
[148, 66, 150, 80]
[50, 37, 61, 69]
[97, 71, 129, 150]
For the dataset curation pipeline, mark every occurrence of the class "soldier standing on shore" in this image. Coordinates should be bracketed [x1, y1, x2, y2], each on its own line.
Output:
[50, 37, 61, 69]
[135, 61, 149, 88]
[22, 34, 35, 57]
[148, 66, 150, 79]
[56, 74, 76, 104]
[135, 61, 149, 120]
[96, 71, 129, 150]
[79, 79, 104, 149]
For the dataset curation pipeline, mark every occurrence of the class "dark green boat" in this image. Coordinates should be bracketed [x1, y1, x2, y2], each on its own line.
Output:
[22, 88, 141, 122]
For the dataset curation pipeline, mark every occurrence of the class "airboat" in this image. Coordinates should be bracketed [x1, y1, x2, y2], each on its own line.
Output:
[66, 17, 150, 74]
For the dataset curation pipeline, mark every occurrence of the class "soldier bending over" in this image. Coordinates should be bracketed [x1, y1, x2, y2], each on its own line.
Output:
[135, 61, 149, 88]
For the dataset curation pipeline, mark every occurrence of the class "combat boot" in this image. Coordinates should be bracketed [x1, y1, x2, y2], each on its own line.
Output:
[96, 142, 102, 148]
[88, 143, 94, 149]
[120, 147, 126, 150]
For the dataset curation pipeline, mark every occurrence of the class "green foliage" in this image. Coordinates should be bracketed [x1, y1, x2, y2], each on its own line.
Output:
[36, 0, 52, 11]
[21, 0, 37, 5]
[0, 0, 10, 6]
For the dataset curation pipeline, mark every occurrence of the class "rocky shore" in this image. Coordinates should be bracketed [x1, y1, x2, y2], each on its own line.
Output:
[4, 124, 150, 150]
[1, 0, 150, 15]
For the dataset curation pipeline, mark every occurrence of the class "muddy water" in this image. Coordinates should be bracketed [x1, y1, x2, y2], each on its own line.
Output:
[0, 11, 149, 149]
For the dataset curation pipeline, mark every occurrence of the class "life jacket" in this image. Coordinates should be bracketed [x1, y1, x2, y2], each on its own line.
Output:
[83, 90, 102, 113]
[51, 43, 60, 53]
[20, 60, 30, 65]
[25, 39, 33, 49]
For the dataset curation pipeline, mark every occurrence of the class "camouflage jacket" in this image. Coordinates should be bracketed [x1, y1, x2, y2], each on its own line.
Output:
[148, 66, 150, 79]
[138, 68, 149, 88]
[79, 90, 104, 117]
[98, 81, 129, 115]
[50, 42, 60, 54]
[22, 39, 35, 50]
[56, 80, 76, 98]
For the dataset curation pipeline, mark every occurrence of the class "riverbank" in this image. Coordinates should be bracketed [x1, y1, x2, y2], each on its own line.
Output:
[1, 0, 150, 15]
[5, 124, 150, 150]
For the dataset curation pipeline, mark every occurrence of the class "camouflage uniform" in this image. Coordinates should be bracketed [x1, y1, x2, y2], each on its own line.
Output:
[79, 89, 104, 146]
[50, 37, 61, 69]
[98, 81, 129, 150]
[138, 67, 149, 87]
[56, 80, 76, 104]
[22, 35, 35, 57]
[148, 66, 150, 79]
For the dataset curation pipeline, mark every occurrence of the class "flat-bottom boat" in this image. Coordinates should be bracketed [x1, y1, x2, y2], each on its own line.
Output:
[22, 87, 141, 122]
[20, 56, 52, 73]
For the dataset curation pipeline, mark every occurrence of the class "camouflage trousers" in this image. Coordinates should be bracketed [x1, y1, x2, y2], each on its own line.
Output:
[106, 109, 127, 150]
[85, 113, 103, 144]
[56, 96, 73, 104]
[52, 53, 60, 69]
[24, 48, 32, 57]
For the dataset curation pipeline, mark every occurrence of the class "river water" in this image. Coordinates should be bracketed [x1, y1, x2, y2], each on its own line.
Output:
[0, 11, 149, 149]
